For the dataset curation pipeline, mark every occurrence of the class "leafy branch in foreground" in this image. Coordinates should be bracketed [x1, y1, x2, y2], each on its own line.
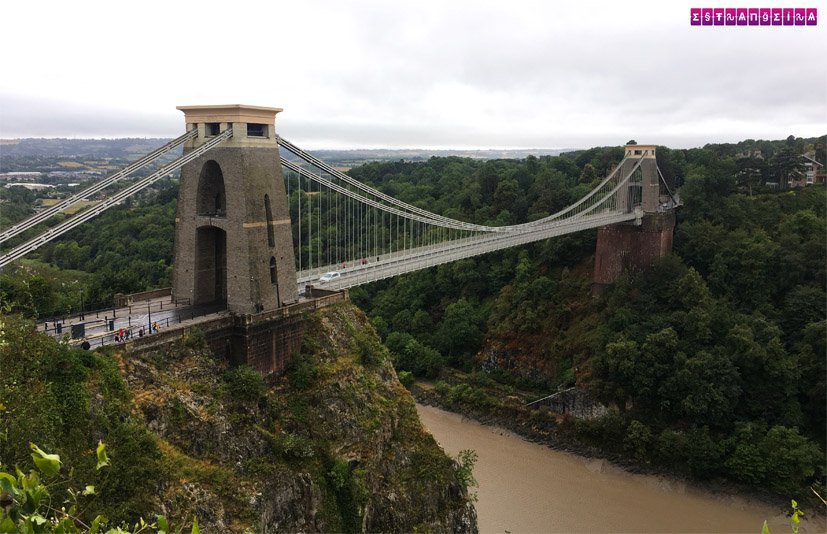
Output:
[762, 499, 808, 534]
[0, 441, 197, 534]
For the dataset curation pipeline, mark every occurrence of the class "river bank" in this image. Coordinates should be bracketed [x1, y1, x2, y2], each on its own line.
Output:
[416, 403, 825, 533]
[412, 378, 826, 533]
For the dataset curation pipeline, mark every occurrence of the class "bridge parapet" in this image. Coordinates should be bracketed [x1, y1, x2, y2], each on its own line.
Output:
[126, 291, 349, 376]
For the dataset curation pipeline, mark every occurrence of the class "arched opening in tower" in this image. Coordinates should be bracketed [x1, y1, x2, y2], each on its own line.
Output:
[194, 226, 227, 305]
[196, 160, 226, 216]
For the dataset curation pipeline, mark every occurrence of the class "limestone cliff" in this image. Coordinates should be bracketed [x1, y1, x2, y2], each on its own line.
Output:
[125, 303, 477, 532]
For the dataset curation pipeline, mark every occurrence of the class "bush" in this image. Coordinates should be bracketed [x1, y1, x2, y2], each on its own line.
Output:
[287, 352, 319, 391]
[725, 423, 823, 494]
[623, 420, 653, 462]
[182, 327, 207, 350]
[447, 383, 494, 410]
[454, 449, 478, 498]
[686, 426, 723, 478]
[434, 381, 451, 396]
[223, 365, 265, 403]
[388, 335, 444, 379]
[398, 370, 414, 389]
[354, 330, 383, 366]
[655, 429, 689, 472]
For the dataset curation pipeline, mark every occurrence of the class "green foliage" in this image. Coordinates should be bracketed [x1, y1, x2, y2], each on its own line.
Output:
[573, 410, 626, 451]
[433, 299, 484, 364]
[443, 383, 496, 411]
[386, 332, 444, 379]
[454, 449, 478, 499]
[324, 456, 367, 533]
[352, 328, 384, 366]
[222, 365, 265, 403]
[397, 371, 414, 389]
[583, 176, 826, 494]
[286, 351, 320, 391]
[0, 261, 90, 318]
[0, 314, 164, 525]
[0, 441, 189, 534]
[181, 328, 207, 350]
[763, 500, 807, 534]
[259, 428, 314, 463]
[623, 420, 652, 463]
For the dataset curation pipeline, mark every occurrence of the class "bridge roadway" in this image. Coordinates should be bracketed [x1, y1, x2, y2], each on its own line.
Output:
[49, 292, 321, 350]
[298, 209, 640, 290]
[47, 210, 638, 349]
[43, 295, 231, 349]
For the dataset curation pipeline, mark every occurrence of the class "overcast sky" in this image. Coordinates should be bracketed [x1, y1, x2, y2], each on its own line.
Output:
[0, 0, 824, 149]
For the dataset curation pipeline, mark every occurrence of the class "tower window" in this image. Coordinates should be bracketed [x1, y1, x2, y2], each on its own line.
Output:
[206, 123, 220, 136]
[247, 123, 267, 137]
[264, 194, 275, 247]
[270, 257, 277, 284]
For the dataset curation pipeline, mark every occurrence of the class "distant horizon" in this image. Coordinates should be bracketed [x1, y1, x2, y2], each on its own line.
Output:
[2, 133, 825, 154]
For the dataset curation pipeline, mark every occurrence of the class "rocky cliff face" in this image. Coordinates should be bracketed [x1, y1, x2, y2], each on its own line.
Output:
[118, 303, 477, 532]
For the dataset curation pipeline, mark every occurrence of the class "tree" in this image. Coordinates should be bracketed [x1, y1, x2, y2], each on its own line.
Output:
[579, 163, 597, 184]
[769, 147, 805, 189]
[433, 299, 483, 365]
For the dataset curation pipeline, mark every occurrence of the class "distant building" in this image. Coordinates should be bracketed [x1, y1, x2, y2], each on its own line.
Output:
[3, 182, 54, 190]
[0, 171, 43, 182]
[802, 152, 824, 185]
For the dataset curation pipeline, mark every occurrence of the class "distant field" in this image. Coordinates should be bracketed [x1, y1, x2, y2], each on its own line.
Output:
[37, 199, 98, 214]
[64, 200, 98, 214]
[58, 161, 85, 168]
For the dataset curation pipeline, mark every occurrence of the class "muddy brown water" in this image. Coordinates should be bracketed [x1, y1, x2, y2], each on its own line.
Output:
[416, 404, 824, 533]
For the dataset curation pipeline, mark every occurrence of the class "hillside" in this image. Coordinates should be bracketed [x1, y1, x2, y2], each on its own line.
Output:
[351, 144, 826, 502]
[1, 134, 825, 508]
[0, 304, 477, 532]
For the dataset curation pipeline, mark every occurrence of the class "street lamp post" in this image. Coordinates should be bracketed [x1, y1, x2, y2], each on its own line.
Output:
[79, 288, 85, 320]
[147, 301, 152, 333]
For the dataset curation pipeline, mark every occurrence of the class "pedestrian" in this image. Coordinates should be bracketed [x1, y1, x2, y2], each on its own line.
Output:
[118, 327, 124, 339]
[139, 328, 144, 337]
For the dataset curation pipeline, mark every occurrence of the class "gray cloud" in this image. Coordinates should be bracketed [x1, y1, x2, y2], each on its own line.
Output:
[1, 1, 824, 148]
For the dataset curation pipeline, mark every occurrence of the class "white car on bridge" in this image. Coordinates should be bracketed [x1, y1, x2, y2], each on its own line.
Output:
[319, 271, 341, 283]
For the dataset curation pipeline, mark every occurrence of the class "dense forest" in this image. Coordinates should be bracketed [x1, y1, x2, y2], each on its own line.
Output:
[0, 134, 825, 500]
[345, 136, 826, 498]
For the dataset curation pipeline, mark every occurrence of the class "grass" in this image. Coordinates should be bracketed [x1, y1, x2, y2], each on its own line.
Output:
[36, 198, 99, 214]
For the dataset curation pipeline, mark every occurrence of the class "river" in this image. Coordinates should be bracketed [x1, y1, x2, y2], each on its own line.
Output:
[417, 404, 824, 533]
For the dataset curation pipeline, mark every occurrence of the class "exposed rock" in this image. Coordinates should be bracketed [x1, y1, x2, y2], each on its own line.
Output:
[115, 303, 477, 532]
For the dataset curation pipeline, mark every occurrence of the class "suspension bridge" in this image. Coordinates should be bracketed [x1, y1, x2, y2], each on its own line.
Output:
[0, 105, 678, 373]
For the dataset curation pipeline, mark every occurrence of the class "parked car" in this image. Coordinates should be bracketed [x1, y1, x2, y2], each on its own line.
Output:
[319, 271, 341, 283]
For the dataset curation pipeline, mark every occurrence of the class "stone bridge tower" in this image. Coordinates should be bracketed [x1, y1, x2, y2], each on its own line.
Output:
[593, 144, 676, 289]
[172, 105, 298, 314]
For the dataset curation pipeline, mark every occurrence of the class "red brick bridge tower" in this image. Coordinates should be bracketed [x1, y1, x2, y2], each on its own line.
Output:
[593, 144, 676, 290]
